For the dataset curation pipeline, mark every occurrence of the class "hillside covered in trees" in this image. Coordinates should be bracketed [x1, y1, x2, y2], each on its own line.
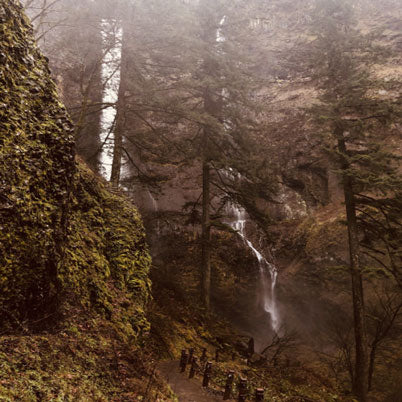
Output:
[1, 0, 401, 401]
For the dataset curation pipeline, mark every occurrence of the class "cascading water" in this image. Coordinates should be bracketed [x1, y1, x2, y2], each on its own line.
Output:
[145, 187, 158, 212]
[227, 202, 280, 333]
[99, 20, 123, 180]
[216, 18, 280, 333]
[217, 15, 226, 43]
[147, 188, 160, 235]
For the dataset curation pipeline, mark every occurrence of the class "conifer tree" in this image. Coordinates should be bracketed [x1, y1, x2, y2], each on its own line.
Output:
[107, 0, 277, 309]
[23, 0, 121, 172]
[309, 1, 402, 399]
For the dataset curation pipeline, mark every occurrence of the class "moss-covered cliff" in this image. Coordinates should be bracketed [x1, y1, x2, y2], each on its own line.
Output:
[0, 1, 157, 398]
[0, 0, 150, 340]
[63, 163, 151, 340]
[0, 0, 76, 327]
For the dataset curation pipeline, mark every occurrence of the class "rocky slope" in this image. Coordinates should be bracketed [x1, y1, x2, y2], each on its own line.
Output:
[0, 1, 161, 399]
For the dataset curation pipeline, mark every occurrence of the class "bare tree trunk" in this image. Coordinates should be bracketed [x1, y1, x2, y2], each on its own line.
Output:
[200, 152, 211, 310]
[198, 0, 223, 310]
[200, 80, 219, 310]
[338, 133, 368, 402]
[110, 110, 123, 188]
[367, 343, 377, 392]
[110, 24, 127, 189]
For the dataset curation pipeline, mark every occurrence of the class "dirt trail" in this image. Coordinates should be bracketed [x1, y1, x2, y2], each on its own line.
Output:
[157, 361, 223, 402]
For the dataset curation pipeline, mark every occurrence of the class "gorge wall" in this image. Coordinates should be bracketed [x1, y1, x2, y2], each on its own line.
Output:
[0, 2, 158, 398]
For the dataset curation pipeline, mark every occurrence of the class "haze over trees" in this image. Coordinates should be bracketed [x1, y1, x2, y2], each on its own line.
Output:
[4, 0, 402, 400]
[305, 1, 401, 399]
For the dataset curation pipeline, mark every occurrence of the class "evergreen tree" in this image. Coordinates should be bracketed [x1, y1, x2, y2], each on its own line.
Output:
[108, 0, 277, 309]
[309, 0, 402, 399]
[23, 0, 129, 173]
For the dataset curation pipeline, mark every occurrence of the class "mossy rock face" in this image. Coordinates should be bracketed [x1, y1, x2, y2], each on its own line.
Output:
[0, 0, 76, 324]
[63, 164, 151, 341]
[303, 218, 348, 263]
[0, 0, 151, 340]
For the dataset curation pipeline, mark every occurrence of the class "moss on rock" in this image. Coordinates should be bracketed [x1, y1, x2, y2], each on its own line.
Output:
[0, 0, 76, 326]
[0, 0, 151, 341]
[62, 163, 151, 341]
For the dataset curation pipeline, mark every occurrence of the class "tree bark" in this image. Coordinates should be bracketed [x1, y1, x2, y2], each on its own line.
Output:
[367, 343, 377, 392]
[200, 146, 211, 310]
[198, 0, 223, 309]
[200, 78, 219, 310]
[110, 105, 124, 188]
[110, 24, 127, 189]
[338, 133, 368, 402]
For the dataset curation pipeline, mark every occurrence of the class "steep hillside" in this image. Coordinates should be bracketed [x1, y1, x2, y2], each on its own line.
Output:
[0, 1, 166, 399]
[139, 2, 402, 400]
[0, 0, 150, 339]
[1, 0, 400, 400]
[0, 0, 76, 327]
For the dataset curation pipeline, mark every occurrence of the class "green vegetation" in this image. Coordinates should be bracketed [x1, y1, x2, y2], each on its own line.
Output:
[62, 163, 151, 341]
[0, 0, 75, 329]
[0, 0, 150, 338]
[0, 1, 156, 398]
[1, 0, 401, 400]
[149, 229, 356, 401]
[0, 327, 173, 401]
[307, 1, 402, 399]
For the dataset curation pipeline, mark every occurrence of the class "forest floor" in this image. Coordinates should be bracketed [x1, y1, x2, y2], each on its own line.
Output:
[158, 360, 223, 402]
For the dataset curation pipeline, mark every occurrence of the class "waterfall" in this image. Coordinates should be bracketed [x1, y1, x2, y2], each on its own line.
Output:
[99, 20, 123, 180]
[216, 15, 227, 43]
[147, 188, 158, 212]
[147, 188, 160, 235]
[227, 203, 280, 333]
[215, 19, 279, 333]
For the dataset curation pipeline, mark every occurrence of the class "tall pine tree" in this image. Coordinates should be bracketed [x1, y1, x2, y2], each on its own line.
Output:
[309, 0, 402, 399]
[105, 0, 277, 309]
